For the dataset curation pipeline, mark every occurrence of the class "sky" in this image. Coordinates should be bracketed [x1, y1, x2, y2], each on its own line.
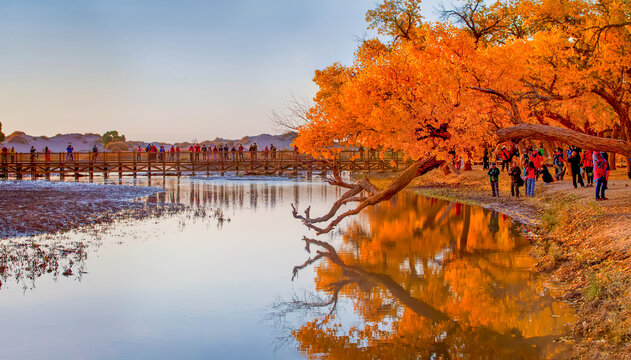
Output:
[0, 0, 444, 142]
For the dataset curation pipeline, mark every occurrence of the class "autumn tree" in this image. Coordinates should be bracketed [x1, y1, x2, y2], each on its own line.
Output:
[292, 0, 631, 234]
[0, 122, 5, 143]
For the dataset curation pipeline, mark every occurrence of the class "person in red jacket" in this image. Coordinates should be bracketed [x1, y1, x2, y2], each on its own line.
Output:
[524, 161, 537, 197]
[594, 152, 607, 200]
[500, 146, 511, 171]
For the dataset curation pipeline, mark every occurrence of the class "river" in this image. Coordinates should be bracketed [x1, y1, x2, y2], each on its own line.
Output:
[0, 177, 575, 359]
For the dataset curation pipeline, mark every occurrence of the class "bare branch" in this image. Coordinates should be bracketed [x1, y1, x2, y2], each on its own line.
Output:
[293, 156, 444, 234]
[269, 95, 313, 132]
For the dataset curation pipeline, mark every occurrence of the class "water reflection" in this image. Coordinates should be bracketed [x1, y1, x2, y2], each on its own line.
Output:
[0, 240, 88, 291]
[285, 193, 575, 359]
[139, 177, 339, 212]
[0, 177, 340, 292]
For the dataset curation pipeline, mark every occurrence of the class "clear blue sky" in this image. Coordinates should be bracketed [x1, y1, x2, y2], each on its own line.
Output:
[0, 0, 443, 142]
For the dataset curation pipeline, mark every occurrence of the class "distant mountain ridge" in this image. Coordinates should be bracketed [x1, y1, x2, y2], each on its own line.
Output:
[1, 131, 297, 152]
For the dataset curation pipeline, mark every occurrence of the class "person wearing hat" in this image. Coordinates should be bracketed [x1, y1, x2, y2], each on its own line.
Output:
[488, 162, 500, 197]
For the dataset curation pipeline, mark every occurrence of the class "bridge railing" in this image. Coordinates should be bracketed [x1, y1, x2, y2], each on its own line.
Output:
[0, 150, 411, 164]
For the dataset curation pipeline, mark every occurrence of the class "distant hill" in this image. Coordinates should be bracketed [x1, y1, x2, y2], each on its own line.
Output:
[1, 131, 297, 152]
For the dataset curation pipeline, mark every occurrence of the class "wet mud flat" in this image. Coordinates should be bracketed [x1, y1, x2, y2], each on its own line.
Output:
[0, 180, 165, 238]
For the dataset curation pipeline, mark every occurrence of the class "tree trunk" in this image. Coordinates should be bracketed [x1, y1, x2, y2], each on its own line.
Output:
[498, 124, 631, 158]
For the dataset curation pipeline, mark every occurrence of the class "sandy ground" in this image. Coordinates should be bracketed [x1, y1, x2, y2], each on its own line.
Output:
[0, 181, 164, 238]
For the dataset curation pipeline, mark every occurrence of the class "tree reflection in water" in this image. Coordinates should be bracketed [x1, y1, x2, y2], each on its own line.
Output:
[281, 193, 576, 359]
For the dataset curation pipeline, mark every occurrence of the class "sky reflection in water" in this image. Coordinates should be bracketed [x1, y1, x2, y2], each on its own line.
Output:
[0, 177, 575, 359]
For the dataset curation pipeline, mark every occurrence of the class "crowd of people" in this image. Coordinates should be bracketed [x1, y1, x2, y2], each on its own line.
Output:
[135, 143, 289, 162]
[484, 144, 615, 201]
[1, 142, 304, 166]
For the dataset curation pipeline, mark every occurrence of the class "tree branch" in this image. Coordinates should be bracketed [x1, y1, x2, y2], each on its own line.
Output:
[293, 156, 444, 235]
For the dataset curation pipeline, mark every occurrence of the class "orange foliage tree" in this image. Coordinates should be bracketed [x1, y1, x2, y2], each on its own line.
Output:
[292, 0, 631, 233]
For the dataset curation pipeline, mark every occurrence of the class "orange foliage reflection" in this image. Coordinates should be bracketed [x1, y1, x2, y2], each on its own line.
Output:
[290, 193, 575, 359]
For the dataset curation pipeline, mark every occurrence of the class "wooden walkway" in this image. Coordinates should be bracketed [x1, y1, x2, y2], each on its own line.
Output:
[0, 150, 413, 179]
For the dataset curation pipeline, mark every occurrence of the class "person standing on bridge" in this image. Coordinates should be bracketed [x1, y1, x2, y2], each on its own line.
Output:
[238, 144, 244, 161]
[1, 145, 7, 164]
[44, 146, 51, 162]
[29, 146, 37, 162]
[201, 144, 207, 161]
[231, 145, 236, 161]
[91, 145, 98, 162]
[223, 144, 229, 161]
[66, 144, 74, 161]
[270, 144, 276, 160]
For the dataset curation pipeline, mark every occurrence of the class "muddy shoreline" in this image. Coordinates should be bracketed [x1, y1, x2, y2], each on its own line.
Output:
[0, 180, 165, 238]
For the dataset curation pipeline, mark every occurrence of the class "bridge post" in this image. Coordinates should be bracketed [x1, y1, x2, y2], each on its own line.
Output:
[148, 153, 152, 178]
[59, 153, 65, 179]
[16, 157, 22, 180]
[133, 151, 137, 178]
[176, 153, 181, 176]
[162, 153, 166, 177]
[73, 153, 79, 178]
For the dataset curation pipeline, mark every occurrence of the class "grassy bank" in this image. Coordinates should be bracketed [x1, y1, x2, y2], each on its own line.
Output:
[366, 167, 631, 358]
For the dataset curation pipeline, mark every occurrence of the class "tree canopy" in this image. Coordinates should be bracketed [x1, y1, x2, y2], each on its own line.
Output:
[102, 130, 126, 146]
[294, 0, 631, 160]
[0, 122, 5, 143]
[291, 0, 631, 233]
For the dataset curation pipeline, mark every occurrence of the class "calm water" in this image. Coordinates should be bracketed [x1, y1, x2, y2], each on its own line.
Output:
[0, 177, 575, 359]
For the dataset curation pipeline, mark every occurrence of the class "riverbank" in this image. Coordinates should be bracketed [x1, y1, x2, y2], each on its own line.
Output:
[374, 167, 631, 359]
[0, 181, 167, 238]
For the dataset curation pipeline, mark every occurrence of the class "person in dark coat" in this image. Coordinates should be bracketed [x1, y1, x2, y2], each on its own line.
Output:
[488, 163, 500, 197]
[508, 161, 523, 197]
[541, 164, 554, 184]
[567, 150, 584, 188]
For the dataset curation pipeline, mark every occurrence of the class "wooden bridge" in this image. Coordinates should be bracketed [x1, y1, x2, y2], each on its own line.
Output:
[0, 150, 414, 179]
